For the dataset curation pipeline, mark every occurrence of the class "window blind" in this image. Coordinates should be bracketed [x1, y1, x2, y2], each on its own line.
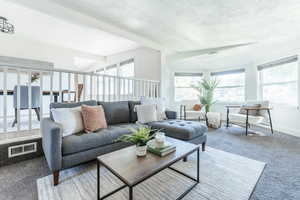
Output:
[211, 68, 245, 76]
[174, 72, 203, 77]
[120, 58, 134, 66]
[257, 55, 298, 71]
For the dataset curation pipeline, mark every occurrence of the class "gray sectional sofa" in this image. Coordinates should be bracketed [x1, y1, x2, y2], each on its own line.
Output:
[41, 100, 207, 185]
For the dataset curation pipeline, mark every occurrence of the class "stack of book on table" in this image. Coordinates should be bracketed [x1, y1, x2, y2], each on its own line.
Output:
[147, 140, 176, 157]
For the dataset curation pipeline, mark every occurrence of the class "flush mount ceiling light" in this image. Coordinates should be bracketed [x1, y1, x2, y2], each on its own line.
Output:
[0, 16, 14, 34]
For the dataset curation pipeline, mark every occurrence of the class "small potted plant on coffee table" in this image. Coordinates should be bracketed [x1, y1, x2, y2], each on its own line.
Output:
[117, 127, 154, 156]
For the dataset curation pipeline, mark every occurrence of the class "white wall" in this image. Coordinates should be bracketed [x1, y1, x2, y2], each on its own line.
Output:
[162, 41, 300, 137]
[0, 34, 105, 70]
[106, 47, 161, 81]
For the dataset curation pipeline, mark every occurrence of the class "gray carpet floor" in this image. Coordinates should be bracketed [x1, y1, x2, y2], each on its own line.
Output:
[1, 125, 300, 200]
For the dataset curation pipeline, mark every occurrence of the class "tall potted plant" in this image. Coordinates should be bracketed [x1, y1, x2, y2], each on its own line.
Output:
[192, 78, 219, 125]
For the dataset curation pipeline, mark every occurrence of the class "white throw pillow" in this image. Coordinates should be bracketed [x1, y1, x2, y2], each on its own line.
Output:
[51, 106, 84, 137]
[135, 104, 158, 124]
[140, 97, 167, 121]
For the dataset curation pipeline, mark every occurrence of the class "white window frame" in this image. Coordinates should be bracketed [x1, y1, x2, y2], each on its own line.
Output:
[211, 69, 246, 104]
[119, 58, 135, 78]
[258, 55, 299, 107]
[174, 72, 203, 102]
[96, 58, 135, 77]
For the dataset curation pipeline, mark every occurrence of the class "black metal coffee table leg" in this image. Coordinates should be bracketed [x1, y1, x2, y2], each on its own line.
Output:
[168, 148, 200, 200]
[97, 160, 100, 200]
[129, 186, 133, 200]
[197, 148, 200, 183]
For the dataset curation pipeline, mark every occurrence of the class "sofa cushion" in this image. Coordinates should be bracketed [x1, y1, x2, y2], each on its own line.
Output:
[50, 100, 97, 120]
[98, 101, 130, 125]
[62, 123, 144, 155]
[147, 120, 207, 141]
[128, 101, 141, 123]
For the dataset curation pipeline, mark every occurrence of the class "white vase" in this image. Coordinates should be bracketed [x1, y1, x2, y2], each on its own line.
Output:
[136, 145, 147, 156]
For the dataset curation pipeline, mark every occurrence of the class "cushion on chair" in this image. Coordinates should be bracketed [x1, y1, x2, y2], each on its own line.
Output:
[147, 120, 207, 141]
[229, 113, 264, 124]
[62, 123, 144, 155]
[193, 104, 202, 111]
[243, 100, 270, 117]
[184, 110, 206, 120]
[238, 104, 261, 116]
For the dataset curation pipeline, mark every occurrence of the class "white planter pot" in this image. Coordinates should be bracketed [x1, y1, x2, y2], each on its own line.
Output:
[136, 145, 147, 157]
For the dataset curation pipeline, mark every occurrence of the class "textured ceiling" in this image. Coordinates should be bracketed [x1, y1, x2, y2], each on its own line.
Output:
[51, 0, 300, 51]
[1, 0, 139, 56]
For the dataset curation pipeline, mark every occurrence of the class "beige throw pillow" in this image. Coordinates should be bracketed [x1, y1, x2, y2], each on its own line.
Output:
[81, 105, 107, 132]
[239, 104, 261, 116]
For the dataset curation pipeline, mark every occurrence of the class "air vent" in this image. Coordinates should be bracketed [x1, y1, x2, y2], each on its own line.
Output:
[8, 142, 37, 158]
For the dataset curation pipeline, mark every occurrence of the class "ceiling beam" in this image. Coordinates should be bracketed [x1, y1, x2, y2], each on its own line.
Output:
[167, 42, 256, 63]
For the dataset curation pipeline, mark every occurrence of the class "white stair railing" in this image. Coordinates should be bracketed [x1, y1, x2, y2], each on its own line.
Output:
[0, 65, 160, 133]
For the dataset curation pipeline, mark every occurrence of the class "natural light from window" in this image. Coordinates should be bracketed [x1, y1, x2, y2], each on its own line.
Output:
[259, 59, 298, 106]
[174, 73, 202, 101]
[119, 61, 134, 77]
[96, 59, 134, 78]
[212, 70, 245, 102]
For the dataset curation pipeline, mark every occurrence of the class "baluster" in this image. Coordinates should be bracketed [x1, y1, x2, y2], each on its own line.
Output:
[59, 72, 62, 102]
[97, 75, 100, 101]
[102, 76, 105, 101]
[90, 74, 93, 100]
[17, 69, 21, 132]
[3, 68, 7, 133]
[68, 73, 71, 102]
[39, 72, 43, 129]
[83, 75, 86, 101]
[108, 77, 111, 102]
[50, 71, 53, 102]
[28, 71, 32, 131]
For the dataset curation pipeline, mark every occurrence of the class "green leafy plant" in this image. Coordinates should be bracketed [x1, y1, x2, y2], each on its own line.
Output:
[117, 127, 154, 146]
[192, 78, 219, 113]
[31, 72, 40, 83]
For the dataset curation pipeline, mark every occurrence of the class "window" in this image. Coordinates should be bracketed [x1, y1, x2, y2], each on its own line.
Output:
[119, 59, 134, 77]
[174, 72, 202, 101]
[95, 58, 134, 77]
[105, 65, 118, 76]
[258, 55, 298, 106]
[211, 69, 245, 102]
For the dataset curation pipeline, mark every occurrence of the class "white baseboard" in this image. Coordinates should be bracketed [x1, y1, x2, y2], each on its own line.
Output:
[273, 126, 300, 137]
[256, 124, 300, 138]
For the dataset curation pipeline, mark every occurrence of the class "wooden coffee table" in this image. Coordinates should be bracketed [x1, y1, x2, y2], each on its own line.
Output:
[97, 137, 200, 200]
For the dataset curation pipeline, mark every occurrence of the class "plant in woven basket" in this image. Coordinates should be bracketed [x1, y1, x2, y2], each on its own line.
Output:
[192, 78, 219, 113]
[192, 78, 219, 126]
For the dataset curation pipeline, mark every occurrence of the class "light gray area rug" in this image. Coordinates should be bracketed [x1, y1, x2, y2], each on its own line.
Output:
[37, 147, 265, 200]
